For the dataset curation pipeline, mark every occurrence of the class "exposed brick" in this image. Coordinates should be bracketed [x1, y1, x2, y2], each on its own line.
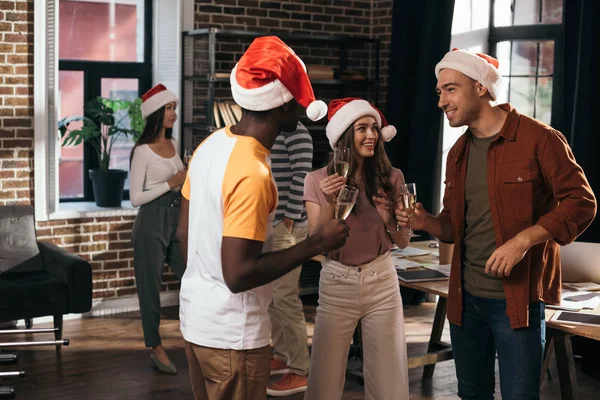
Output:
[2, 179, 28, 189]
[109, 278, 135, 288]
[0, 65, 13, 74]
[104, 260, 129, 270]
[93, 281, 108, 290]
[93, 271, 118, 281]
[15, 2, 32, 12]
[0, 2, 15, 11]
[54, 226, 81, 236]
[1, 160, 28, 168]
[118, 231, 132, 241]
[81, 224, 108, 233]
[116, 287, 137, 297]
[80, 243, 107, 253]
[93, 290, 116, 299]
[119, 269, 135, 279]
[2, 118, 31, 127]
[0, 170, 14, 178]
[3, 33, 28, 43]
[15, 170, 30, 178]
[0, 190, 15, 200]
[108, 222, 133, 231]
[0, 149, 13, 158]
[62, 235, 91, 245]
[36, 228, 52, 237]
[0, 108, 14, 116]
[92, 233, 109, 241]
[7, 54, 29, 64]
[260, 2, 280, 10]
[108, 241, 131, 250]
[92, 251, 118, 261]
[119, 250, 134, 259]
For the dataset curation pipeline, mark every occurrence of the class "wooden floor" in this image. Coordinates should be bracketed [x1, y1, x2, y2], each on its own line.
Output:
[2, 296, 600, 399]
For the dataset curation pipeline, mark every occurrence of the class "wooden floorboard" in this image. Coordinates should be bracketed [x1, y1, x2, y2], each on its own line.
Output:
[1, 296, 599, 399]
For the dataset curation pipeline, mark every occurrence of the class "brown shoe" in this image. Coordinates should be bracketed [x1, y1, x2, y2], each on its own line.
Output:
[267, 373, 308, 397]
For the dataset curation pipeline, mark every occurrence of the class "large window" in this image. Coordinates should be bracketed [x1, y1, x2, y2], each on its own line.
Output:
[58, 0, 152, 201]
[437, 0, 564, 211]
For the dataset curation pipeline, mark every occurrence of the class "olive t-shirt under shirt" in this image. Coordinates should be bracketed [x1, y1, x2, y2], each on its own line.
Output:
[463, 133, 505, 299]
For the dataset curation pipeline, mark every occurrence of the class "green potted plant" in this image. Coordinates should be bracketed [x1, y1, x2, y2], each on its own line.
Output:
[58, 96, 145, 207]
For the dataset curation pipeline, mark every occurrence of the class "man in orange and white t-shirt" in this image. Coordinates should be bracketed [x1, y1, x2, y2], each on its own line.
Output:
[176, 37, 349, 400]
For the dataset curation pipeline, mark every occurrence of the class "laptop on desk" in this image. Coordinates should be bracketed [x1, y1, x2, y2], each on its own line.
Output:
[560, 241, 600, 284]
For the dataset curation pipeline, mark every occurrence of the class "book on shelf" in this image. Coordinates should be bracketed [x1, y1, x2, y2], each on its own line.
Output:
[213, 100, 242, 127]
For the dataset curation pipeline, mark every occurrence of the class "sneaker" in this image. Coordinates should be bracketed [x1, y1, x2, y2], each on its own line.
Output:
[267, 373, 308, 397]
[270, 358, 291, 375]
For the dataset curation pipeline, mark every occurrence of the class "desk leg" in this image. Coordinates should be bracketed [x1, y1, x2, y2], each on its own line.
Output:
[423, 296, 448, 379]
[550, 329, 578, 400]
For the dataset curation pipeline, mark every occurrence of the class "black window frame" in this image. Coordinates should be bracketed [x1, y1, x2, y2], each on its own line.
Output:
[58, 0, 153, 203]
[488, 0, 565, 129]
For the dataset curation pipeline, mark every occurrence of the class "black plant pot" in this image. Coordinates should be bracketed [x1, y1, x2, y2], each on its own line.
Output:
[88, 168, 127, 207]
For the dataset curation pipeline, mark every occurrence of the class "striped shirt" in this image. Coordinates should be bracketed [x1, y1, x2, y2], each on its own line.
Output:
[271, 122, 313, 226]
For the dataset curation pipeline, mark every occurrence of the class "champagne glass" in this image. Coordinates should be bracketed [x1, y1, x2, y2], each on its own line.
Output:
[183, 149, 192, 167]
[400, 183, 419, 238]
[335, 185, 359, 220]
[333, 147, 350, 179]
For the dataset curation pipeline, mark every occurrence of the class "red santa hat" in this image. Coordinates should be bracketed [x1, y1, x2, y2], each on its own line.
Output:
[325, 98, 397, 149]
[230, 36, 328, 121]
[140, 84, 179, 120]
[435, 48, 502, 100]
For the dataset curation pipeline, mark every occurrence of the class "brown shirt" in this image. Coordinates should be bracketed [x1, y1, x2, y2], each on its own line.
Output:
[463, 134, 505, 298]
[304, 167, 405, 266]
[440, 104, 596, 329]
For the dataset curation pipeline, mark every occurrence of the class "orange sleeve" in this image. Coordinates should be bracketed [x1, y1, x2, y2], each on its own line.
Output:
[222, 171, 275, 242]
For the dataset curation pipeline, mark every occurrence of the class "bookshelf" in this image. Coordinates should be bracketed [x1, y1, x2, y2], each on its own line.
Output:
[181, 28, 381, 170]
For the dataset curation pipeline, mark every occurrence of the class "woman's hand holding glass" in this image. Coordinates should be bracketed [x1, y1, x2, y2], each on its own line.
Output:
[319, 174, 346, 204]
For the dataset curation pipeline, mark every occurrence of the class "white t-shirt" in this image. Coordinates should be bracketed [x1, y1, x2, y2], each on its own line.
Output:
[129, 139, 184, 207]
[180, 127, 277, 350]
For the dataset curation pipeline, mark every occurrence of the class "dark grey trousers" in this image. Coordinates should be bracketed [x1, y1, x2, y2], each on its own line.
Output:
[132, 191, 186, 348]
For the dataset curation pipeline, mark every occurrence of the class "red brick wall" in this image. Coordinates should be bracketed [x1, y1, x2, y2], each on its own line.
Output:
[0, 0, 394, 301]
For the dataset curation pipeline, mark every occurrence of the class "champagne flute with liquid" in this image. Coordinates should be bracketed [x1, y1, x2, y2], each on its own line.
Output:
[183, 149, 192, 167]
[335, 185, 359, 220]
[400, 183, 419, 238]
[333, 147, 350, 179]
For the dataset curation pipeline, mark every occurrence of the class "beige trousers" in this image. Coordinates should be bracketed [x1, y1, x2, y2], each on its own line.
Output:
[304, 252, 409, 400]
[268, 221, 310, 375]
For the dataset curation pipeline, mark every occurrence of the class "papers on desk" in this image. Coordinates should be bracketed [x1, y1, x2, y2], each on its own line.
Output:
[547, 291, 600, 312]
[391, 246, 430, 258]
[562, 282, 600, 292]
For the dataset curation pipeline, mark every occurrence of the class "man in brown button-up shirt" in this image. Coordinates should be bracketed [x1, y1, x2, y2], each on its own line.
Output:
[397, 49, 596, 399]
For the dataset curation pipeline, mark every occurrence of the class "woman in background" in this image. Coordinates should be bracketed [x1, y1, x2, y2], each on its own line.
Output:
[303, 98, 410, 399]
[130, 84, 186, 375]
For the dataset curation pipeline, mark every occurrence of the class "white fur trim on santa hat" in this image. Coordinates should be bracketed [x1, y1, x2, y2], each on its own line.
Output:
[435, 50, 502, 100]
[326, 99, 385, 149]
[140, 89, 178, 120]
[230, 65, 294, 112]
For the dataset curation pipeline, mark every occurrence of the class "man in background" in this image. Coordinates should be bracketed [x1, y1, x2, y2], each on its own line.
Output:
[267, 122, 313, 397]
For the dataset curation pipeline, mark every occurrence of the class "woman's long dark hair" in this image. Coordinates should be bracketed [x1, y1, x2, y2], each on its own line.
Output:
[129, 105, 173, 165]
[327, 123, 393, 207]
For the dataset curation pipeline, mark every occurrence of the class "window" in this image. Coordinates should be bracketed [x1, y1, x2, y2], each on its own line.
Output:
[34, 0, 184, 221]
[437, 0, 564, 211]
[58, 0, 152, 202]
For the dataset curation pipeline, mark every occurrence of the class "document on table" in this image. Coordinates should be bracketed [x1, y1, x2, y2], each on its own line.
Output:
[391, 246, 431, 258]
[547, 291, 600, 311]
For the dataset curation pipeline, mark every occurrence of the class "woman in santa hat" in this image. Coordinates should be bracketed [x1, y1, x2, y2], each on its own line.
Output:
[130, 84, 187, 375]
[303, 98, 409, 399]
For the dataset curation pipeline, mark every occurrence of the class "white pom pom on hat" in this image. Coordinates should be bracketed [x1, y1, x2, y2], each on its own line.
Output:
[325, 97, 396, 150]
